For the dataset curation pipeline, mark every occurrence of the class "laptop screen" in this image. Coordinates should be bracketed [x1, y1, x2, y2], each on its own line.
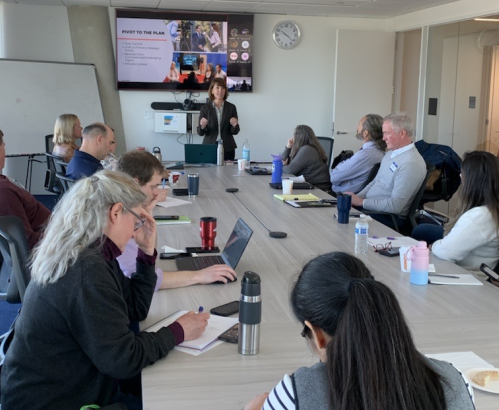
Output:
[221, 218, 253, 268]
[184, 144, 217, 164]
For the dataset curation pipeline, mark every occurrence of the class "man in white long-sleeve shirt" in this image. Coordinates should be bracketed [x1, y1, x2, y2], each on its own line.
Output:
[346, 112, 426, 230]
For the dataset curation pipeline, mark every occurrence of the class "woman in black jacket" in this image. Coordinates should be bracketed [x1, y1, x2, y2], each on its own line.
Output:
[197, 77, 240, 161]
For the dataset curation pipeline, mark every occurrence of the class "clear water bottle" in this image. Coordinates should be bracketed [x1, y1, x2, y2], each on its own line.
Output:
[217, 140, 224, 166]
[354, 215, 369, 254]
[242, 139, 250, 162]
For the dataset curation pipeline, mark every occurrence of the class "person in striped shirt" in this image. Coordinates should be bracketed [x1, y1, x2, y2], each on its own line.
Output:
[245, 252, 474, 410]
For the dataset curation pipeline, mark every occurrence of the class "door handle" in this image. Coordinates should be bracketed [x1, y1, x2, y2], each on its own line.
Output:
[336, 131, 348, 135]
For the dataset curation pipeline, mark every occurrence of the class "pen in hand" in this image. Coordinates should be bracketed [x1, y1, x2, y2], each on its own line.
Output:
[198, 306, 204, 314]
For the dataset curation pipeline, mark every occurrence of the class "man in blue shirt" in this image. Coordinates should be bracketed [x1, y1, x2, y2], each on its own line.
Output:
[66, 122, 115, 180]
[330, 114, 386, 194]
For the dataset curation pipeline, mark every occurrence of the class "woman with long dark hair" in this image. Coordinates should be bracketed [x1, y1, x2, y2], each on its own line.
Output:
[245, 252, 474, 410]
[281, 125, 331, 191]
[412, 150, 499, 270]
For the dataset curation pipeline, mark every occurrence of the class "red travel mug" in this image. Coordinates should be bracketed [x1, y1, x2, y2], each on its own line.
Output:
[200, 217, 217, 249]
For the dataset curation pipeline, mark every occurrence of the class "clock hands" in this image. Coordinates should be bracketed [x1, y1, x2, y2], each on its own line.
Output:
[282, 31, 293, 41]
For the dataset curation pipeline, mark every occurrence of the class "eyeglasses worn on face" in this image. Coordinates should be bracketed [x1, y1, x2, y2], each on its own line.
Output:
[373, 242, 392, 252]
[123, 205, 146, 231]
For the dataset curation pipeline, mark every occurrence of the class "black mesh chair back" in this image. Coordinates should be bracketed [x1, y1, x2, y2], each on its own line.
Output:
[44, 153, 63, 195]
[56, 172, 76, 194]
[45, 134, 54, 153]
[358, 162, 381, 192]
[0, 216, 31, 304]
[317, 137, 334, 169]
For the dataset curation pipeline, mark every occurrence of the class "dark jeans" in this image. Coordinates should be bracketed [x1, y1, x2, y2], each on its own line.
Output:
[411, 223, 444, 245]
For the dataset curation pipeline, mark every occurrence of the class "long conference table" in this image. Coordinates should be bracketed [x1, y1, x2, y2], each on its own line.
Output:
[143, 165, 499, 410]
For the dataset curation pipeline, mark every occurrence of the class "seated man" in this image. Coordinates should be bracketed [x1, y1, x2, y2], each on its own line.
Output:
[116, 150, 236, 289]
[66, 122, 115, 180]
[345, 112, 426, 229]
[330, 114, 386, 194]
[0, 129, 51, 249]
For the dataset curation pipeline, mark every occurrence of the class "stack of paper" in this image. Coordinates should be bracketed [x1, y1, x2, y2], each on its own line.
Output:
[368, 236, 419, 248]
[145, 310, 238, 356]
[273, 193, 319, 202]
[428, 273, 483, 286]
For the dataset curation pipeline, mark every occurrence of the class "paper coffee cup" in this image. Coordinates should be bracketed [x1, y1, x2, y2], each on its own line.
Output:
[238, 159, 248, 170]
[399, 246, 411, 272]
[168, 172, 182, 186]
[282, 179, 293, 195]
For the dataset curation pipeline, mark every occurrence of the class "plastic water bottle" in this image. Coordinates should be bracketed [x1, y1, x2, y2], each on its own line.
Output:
[409, 241, 429, 285]
[217, 140, 224, 166]
[354, 215, 369, 254]
[242, 139, 250, 162]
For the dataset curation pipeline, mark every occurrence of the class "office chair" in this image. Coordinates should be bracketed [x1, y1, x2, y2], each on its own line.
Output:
[44, 134, 54, 154]
[56, 172, 76, 194]
[317, 137, 334, 169]
[358, 162, 380, 192]
[358, 163, 435, 234]
[0, 216, 31, 366]
[44, 152, 63, 196]
[56, 159, 68, 174]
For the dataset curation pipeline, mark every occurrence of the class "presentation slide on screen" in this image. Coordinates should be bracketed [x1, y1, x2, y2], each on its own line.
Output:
[116, 13, 253, 91]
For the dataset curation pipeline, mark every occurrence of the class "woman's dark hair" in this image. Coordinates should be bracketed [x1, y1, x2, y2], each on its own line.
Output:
[291, 252, 446, 410]
[446, 150, 499, 234]
[290, 125, 328, 163]
[208, 77, 228, 101]
[362, 114, 386, 151]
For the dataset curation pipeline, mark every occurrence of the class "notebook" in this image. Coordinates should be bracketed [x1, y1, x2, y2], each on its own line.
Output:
[184, 144, 217, 165]
[269, 182, 315, 189]
[176, 218, 253, 271]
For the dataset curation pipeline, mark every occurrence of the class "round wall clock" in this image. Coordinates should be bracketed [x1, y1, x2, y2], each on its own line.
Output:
[272, 21, 301, 50]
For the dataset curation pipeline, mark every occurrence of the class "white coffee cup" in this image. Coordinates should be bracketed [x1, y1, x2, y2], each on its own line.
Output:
[282, 179, 294, 195]
[238, 159, 248, 170]
[399, 246, 411, 272]
[168, 171, 182, 186]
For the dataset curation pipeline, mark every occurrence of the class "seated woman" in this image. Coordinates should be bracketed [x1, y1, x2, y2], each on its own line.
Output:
[1, 170, 209, 410]
[52, 113, 82, 162]
[412, 151, 499, 271]
[245, 252, 474, 410]
[281, 125, 331, 192]
[167, 61, 180, 82]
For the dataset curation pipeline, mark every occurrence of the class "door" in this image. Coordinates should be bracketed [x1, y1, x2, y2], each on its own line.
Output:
[332, 30, 396, 156]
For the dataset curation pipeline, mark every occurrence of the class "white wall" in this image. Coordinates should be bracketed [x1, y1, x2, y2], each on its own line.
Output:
[114, 13, 393, 162]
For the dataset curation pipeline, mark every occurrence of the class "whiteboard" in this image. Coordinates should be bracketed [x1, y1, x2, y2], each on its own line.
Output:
[0, 59, 104, 155]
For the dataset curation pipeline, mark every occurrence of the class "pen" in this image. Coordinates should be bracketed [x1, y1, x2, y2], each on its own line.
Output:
[429, 273, 459, 279]
[387, 237, 396, 240]
[162, 179, 165, 189]
[198, 306, 204, 313]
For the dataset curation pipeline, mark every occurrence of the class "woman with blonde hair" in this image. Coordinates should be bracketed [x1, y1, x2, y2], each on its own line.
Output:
[281, 125, 331, 192]
[1, 170, 209, 410]
[52, 113, 82, 162]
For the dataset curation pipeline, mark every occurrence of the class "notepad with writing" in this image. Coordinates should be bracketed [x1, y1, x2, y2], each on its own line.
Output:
[155, 216, 191, 225]
[273, 193, 320, 202]
[145, 310, 238, 352]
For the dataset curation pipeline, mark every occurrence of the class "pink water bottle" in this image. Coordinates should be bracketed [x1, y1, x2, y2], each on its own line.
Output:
[409, 241, 429, 285]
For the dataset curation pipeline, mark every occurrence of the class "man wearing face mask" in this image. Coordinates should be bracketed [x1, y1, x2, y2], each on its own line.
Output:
[330, 114, 386, 194]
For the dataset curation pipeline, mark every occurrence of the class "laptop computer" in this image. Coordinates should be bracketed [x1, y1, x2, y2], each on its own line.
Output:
[245, 167, 271, 175]
[269, 182, 315, 189]
[184, 144, 217, 165]
[176, 218, 253, 272]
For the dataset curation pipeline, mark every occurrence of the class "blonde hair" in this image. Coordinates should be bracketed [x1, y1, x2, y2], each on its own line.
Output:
[53, 114, 79, 145]
[31, 170, 145, 285]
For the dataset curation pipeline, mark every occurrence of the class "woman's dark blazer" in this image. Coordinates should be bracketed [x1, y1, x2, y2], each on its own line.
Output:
[197, 101, 240, 151]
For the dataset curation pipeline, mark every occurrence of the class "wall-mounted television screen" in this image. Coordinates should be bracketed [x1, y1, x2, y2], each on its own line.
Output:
[116, 9, 253, 92]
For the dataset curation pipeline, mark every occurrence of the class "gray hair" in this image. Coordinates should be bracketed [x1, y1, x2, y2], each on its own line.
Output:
[82, 123, 108, 139]
[362, 114, 386, 151]
[384, 112, 414, 137]
[31, 170, 146, 285]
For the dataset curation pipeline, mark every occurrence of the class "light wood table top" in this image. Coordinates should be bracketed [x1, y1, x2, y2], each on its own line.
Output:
[142, 165, 499, 409]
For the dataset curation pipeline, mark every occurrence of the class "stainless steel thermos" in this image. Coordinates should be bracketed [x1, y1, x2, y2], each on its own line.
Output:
[238, 271, 261, 355]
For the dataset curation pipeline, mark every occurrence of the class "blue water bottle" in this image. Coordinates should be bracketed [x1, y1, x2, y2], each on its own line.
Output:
[271, 154, 283, 184]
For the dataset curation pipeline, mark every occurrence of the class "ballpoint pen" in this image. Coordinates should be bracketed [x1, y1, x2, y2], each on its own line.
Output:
[429, 273, 459, 279]
[198, 306, 204, 313]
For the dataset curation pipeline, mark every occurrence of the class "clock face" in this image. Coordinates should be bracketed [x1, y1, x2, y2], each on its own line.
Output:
[273, 21, 300, 50]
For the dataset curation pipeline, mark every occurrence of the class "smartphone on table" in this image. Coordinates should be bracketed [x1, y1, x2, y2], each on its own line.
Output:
[210, 301, 239, 317]
[377, 247, 400, 257]
[479, 263, 499, 282]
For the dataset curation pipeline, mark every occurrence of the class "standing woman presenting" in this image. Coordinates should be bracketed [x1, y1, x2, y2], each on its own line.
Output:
[197, 78, 240, 161]
[52, 113, 83, 162]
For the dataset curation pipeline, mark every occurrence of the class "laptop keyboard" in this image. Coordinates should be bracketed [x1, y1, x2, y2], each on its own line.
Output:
[191, 255, 224, 269]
